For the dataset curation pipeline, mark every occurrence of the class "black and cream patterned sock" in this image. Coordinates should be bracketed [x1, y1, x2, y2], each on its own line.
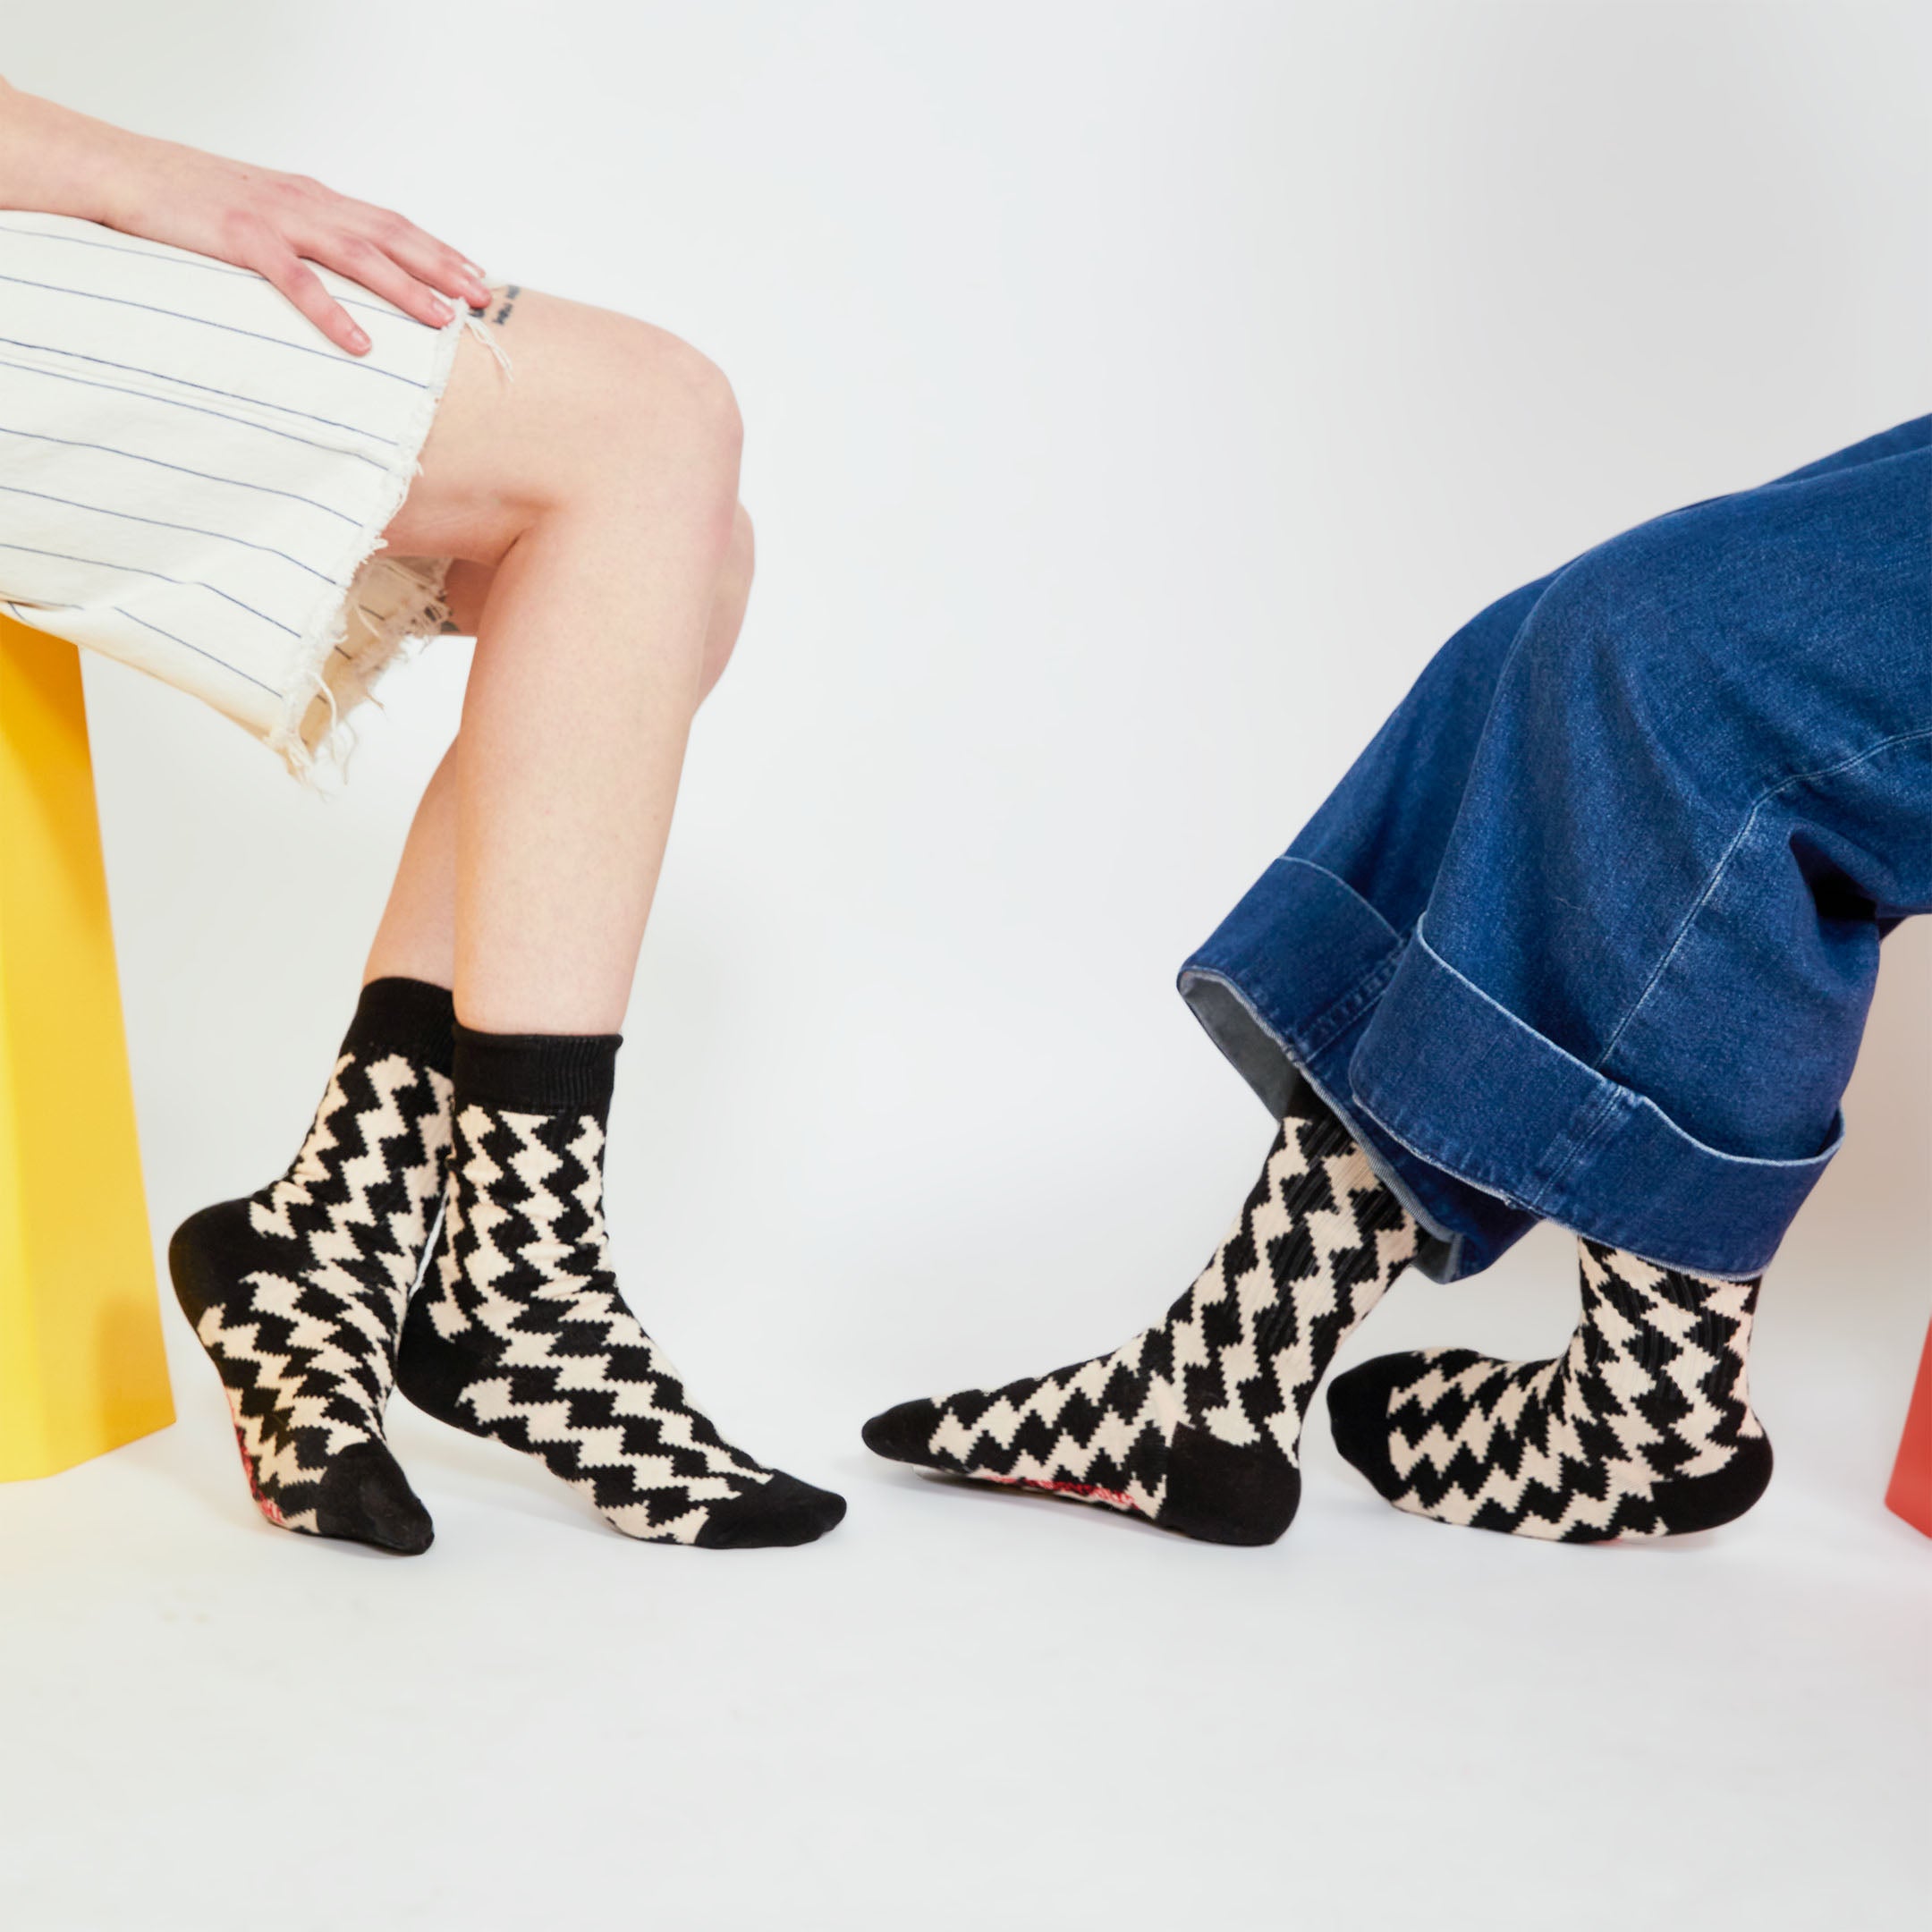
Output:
[169, 978, 454, 1555]
[394, 1027, 846, 1548]
[862, 1102, 1419, 1544]
[1326, 1237, 1774, 1540]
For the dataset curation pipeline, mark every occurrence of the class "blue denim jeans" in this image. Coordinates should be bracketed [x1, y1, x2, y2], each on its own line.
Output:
[1180, 418, 1931, 1282]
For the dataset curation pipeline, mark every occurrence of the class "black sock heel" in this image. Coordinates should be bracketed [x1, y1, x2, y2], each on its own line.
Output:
[167, 1199, 242, 1329]
[1652, 1435, 1775, 1534]
[1157, 1426, 1301, 1545]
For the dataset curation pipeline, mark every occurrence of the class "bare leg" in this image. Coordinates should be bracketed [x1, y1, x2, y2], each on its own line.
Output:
[173, 302, 812, 1556]
[369, 294, 745, 1033]
[361, 502, 755, 991]
[361, 745, 457, 988]
[370, 309, 838, 1544]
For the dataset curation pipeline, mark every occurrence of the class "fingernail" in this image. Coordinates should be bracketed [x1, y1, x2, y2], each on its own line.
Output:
[349, 326, 370, 352]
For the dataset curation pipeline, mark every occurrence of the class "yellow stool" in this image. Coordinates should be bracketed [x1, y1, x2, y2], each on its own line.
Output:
[0, 614, 173, 1479]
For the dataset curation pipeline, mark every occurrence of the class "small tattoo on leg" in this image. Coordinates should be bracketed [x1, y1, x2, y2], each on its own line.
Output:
[487, 284, 521, 328]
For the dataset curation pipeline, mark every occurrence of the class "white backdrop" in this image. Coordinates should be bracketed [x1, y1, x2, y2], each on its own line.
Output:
[4, 7, 1928, 1929]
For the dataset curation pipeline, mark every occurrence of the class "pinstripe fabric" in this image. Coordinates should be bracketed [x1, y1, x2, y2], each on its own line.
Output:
[0, 212, 470, 782]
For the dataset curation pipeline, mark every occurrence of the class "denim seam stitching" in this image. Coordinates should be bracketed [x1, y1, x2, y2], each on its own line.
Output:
[1523, 1080, 1631, 1210]
[1594, 723, 1932, 1074]
[1298, 948, 1403, 1057]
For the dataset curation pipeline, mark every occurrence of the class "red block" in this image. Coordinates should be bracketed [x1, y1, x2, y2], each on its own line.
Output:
[1885, 1313, 1932, 1539]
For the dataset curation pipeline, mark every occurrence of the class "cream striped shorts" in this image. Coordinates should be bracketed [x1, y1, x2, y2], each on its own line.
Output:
[0, 211, 480, 784]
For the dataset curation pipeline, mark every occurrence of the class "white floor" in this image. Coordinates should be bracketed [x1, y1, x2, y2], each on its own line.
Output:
[2, 1201, 1926, 1932]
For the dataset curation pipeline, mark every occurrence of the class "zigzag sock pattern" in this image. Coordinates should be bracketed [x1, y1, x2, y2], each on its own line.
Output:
[169, 979, 454, 1554]
[395, 1029, 845, 1549]
[862, 1106, 1419, 1544]
[1326, 1237, 1773, 1541]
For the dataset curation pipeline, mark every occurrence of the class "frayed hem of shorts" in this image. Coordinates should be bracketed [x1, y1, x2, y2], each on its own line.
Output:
[267, 310, 511, 792]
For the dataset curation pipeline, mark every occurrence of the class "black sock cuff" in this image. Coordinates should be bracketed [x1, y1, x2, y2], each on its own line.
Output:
[1282, 1075, 1335, 1127]
[453, 1025, 622, 1120]
[343, 978, 457, 1075]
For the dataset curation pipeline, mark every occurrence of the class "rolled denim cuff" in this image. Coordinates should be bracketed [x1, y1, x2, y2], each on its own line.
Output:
[1177, 856, 1534, 1283]
[1177, 856, 1402, 1104]
[1347, 922, 1843, 1278]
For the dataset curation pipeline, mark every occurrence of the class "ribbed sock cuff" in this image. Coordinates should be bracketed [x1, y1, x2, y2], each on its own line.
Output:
[453, 1025, 623, 1121]
[343, 978, 458, 1076]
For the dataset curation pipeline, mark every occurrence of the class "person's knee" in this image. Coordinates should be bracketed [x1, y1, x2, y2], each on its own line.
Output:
[516, 309, 742, 546]
[1513, 520, 1699, 705]
[388, 294, 743, 567]
[656, 332, 743, 456]
[605, 320, 742, 510]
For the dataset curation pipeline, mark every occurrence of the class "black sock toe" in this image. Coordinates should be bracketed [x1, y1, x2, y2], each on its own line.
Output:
[313, 1439, 435, 1555]
[860, 1400, 944, 1466]
[694, 1472, 847, 1549]
[1326, 1355, 1413, 1502]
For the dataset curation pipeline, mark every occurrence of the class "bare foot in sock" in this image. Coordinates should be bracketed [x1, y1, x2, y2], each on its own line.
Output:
[170, 980, 453, 1554]
[1326, 1237, 1773, 1540]
[396, 1028, 846, 1548]
[863, 1106, 1418, 1544]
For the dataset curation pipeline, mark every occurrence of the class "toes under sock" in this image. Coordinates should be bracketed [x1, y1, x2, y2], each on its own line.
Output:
[1326, 1237, 1773, 1541]
[394, 1025, 845, 1548]
[169, 977, 455, 1553]
[863, 1102, 1419, 1544]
